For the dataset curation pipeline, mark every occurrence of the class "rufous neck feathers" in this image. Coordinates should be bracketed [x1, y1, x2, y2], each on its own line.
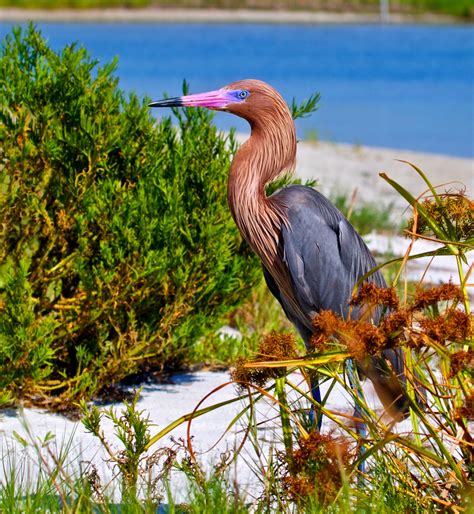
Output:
[227, 96, 296, 267]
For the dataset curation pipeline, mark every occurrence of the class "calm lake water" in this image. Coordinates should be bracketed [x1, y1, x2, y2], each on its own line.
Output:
[1, 22, 473, 157]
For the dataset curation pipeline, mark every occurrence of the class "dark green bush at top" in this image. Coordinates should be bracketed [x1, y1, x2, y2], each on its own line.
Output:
[0, 25, 260, 408]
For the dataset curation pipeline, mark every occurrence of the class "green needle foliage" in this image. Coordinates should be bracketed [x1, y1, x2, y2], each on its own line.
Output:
[0, 24, 260, 409]
[81, 389, 156, 502]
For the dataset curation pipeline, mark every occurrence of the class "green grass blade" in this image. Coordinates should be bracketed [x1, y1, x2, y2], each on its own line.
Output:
[380, 172, 458, 254]
[396, 160, 443, 206]
[243, 350, 350, 369]
[145, 385, 259, 450]
[275, 377, 293, 460]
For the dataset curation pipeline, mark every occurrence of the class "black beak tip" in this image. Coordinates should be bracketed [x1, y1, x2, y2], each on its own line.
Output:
[148, 97, 184, 108]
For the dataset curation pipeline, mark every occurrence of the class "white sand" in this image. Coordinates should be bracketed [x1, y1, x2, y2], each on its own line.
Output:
[0, 371, 407, 502]
[296, 140, 473, 214]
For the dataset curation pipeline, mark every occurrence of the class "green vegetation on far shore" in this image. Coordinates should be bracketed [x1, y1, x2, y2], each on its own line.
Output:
[0, 0, 473, 19]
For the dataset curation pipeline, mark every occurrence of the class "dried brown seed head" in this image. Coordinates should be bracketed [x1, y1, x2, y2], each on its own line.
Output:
[412, 284, 465, 311]
[449, 350, 474, 377]
[310, 310, 341, 350]
[407, 193, 474, 241]
[379, 309, 412, 346]
[284, 431, 352, 505]
[230, 332, 298, 389]
[418, 310, 472, 344]
[350, 283, 399, 310]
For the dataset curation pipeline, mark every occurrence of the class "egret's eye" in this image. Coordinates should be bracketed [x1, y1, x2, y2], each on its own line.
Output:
[238, 90, 249, 100]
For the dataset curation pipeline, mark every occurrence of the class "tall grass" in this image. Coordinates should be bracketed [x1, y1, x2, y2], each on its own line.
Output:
[230, 165, 473, 511]
[146, 163, 472, 511]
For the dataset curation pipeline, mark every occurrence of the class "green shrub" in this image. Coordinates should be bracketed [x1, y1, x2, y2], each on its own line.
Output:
[0, 25, 260, 408]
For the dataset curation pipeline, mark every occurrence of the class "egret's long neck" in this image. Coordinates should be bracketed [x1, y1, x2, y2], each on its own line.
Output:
[227, 109, 296, 267]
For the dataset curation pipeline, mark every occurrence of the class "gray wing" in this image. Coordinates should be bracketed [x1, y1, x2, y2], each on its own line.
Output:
[265, 185, 407, 415]
[272, 185, 385, 327]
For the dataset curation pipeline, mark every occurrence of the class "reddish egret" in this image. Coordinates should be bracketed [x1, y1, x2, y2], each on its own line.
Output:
[149, 79, 408, 424]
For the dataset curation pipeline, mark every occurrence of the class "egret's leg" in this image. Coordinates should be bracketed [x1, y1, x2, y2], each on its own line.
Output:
[309, 375, 322, 431]
[352, 401, 367, 473]
[346, 360, 367, 473]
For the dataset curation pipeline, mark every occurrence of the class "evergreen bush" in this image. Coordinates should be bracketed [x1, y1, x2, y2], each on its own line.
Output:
[0, 25, 260, 408]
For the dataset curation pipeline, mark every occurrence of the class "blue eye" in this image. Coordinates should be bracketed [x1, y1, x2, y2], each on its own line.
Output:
[238, 90, 249, 100]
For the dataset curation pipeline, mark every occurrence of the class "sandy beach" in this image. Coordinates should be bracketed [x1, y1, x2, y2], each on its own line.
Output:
[0, 6, 459, 24]
[0, 370, 415, 503]
[295, 140, 473, 214]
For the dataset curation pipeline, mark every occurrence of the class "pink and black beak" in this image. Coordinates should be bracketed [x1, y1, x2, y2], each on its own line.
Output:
[149, 88, 248, 110]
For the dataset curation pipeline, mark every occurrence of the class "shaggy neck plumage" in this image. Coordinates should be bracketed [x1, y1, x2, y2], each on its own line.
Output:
[227, 103, 296, 268]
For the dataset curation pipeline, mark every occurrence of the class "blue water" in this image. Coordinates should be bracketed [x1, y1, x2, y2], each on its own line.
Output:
[1, 22, 473, 157]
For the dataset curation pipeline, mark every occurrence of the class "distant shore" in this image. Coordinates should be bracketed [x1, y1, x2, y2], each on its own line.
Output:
[0, 7, 461, 24]
[290, 139, 473, 213]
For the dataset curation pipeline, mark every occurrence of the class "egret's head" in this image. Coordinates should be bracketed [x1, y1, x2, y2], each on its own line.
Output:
[148, 79, 289, 124]
[149, 85, 250, 110]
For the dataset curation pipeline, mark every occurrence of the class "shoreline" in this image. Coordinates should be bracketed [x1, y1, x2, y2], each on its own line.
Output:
[0, 7, 463, 24]
[293, 139, 473, 214]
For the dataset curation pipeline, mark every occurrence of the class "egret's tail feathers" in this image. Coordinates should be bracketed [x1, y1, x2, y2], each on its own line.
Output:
[361, 348, 412, 422]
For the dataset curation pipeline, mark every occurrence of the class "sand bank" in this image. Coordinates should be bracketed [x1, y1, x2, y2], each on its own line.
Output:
[294, 140, 473, 214]
[0, 370, 413, 502]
